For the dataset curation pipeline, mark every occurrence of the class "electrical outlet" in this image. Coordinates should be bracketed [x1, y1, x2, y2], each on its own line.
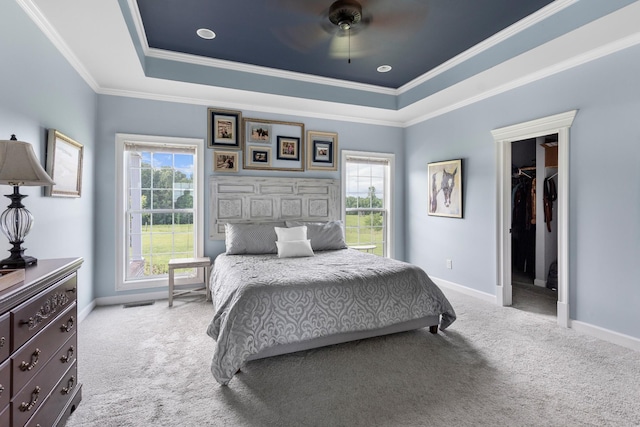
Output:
[446, 259, 452, 269]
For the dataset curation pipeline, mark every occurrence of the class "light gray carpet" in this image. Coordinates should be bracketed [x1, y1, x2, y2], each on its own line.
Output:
[66, 289, 640, 427]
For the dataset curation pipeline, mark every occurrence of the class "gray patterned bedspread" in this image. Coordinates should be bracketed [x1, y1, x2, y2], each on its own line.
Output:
[206, 249, 456, 385]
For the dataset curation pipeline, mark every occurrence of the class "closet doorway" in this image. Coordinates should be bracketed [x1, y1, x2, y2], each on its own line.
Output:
[511, 136, 558, 319]
[492, 110, 576, 328]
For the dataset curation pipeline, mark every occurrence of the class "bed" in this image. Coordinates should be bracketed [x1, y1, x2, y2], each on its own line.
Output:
[205, 220, 456, 385]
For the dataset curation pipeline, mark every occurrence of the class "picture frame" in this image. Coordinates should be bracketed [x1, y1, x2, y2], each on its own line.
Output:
[207, 108, 242, 148]
[247, 122, 272, 143]
[213, 150, 239, 173]
[45, 129, 83, 197]
[243, 118, 305, 171]
[276, 136, 300, 161]
[306, 130, 337, 171]
[427, 159, 463, 218]
[247, 146, 271, 167]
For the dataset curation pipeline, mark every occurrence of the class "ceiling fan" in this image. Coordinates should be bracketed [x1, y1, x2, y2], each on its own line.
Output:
[269, 0, 429, 62]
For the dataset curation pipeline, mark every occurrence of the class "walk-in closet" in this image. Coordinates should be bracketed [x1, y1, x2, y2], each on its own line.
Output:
[511, 135, 559, 318]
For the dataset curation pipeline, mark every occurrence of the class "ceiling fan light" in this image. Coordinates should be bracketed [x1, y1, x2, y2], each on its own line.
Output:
[196, 28, 216, 40]
[329, 0, 362, 30]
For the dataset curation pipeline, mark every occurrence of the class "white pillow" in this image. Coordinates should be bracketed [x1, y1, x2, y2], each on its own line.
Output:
[275, 240, 314, 258]
[284, 220, 347, 251]
[275, 226, 307, 242]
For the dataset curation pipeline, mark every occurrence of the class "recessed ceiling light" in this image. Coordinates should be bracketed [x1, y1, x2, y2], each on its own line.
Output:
[196, 28, 216, 40]
[377, 65, 392, 73]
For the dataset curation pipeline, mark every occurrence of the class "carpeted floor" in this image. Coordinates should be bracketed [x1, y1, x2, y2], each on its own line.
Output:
[66, 288, 640, 427]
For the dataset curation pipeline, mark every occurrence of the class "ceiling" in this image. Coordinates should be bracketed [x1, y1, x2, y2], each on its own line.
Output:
[22, 0, 640, 125]
[134, 0, 553, 89]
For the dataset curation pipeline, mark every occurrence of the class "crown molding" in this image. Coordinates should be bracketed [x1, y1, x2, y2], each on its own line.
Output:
[398, 0, 578, 94]
[17, 0, 99, 91]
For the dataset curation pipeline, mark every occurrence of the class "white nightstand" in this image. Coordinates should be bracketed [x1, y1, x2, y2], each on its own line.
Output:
[168, 257, 211, 307]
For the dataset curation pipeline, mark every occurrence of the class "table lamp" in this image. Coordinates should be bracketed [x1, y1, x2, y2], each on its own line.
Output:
[0, 134, 55, 269]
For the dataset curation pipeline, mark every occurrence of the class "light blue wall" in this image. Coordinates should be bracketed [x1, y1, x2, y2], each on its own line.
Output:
[5, 0, 639, 342]
[405, 44, 640, 339]
[0, 0, 97, 311]
[94, 95, 404, 298]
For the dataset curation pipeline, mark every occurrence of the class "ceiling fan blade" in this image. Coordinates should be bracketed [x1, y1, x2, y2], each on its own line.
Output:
[328, 31, 375, 59]
[266, 0, 328, 16]
[272, 23, 333, 53]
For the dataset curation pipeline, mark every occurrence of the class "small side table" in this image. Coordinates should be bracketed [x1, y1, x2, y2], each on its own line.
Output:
[168, 257, 211, 307]
[349, 244, 377, 253]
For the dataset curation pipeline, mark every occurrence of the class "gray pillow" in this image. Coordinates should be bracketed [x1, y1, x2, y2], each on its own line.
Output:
[225, 222, 285, 254]
[285, 220, 347, 251]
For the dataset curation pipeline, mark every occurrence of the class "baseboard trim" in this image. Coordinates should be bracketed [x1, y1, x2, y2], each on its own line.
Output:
[81, 281, 640, 352]
[95, 291, 169, 307]
[431, 277, 497, 304]
[570, 320, 640, 352]
[78, 300, 96, 323]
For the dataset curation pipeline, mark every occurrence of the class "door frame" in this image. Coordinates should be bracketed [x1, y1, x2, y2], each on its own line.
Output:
[491, 110, 576, 328]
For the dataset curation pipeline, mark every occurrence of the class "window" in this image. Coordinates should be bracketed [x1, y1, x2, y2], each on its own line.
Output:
[342, 151, 394, 257]
[116, 134, 204, 290]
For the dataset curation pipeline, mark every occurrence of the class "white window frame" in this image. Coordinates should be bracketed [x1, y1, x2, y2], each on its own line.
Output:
[115, 133, 205, 291]
[341, 150, 395, 258]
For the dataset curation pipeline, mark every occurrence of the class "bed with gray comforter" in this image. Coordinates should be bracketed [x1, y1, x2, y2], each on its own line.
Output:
[206, 248, 456, 385]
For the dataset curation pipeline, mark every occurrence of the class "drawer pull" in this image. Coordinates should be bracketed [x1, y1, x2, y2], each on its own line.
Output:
[0, 384, 4, 396]
[19, 291, 73, 330]
[19, 386, 41, 412]
[61, 376, 75, 395]
[61, 346, 75, 363]
[60, 316, 75, 333]
[20, 348, 42, 371]
[0, 336, 5, 348]
[66, 287, 77, 294]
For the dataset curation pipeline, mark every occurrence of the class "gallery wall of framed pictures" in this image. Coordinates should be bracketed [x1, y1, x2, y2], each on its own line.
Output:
[207, 106, 340, 174]
[243, 118, 305, 171]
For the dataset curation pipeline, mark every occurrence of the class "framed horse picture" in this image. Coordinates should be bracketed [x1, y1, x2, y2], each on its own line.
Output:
[427, 159, 462, 218]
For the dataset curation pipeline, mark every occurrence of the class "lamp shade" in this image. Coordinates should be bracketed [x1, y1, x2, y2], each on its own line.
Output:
[0, 135, 55, 186]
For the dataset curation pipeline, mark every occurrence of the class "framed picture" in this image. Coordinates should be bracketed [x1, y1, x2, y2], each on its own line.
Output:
[208, 108, 242, 148]
[247, 146, 271, 167]
[45, 129, 83, 197]
[247, 122, 271, 143]
[213, 150, 239, 173]
[427, 159, 462, 218]
[277, 136, 300, 161]
[306, 130, 337, 171]
[243, 118, 305, 171]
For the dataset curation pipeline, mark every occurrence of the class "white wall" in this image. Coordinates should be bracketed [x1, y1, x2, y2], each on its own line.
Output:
[405, 43, 640, 340]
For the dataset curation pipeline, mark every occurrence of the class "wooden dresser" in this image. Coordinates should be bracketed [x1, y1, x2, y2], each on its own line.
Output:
[0, 258, 83, 427]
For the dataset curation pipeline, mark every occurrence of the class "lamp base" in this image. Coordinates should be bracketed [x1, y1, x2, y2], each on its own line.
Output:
[0, 254, 37, 270]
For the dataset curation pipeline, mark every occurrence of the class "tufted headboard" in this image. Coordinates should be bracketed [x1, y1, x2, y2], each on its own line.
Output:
[209, 176, 341, 240]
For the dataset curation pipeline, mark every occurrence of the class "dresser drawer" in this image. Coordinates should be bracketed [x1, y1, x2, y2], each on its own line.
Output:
[0, 403, 9, 427]
[0, 358, 9, 409]
[0, 312, 9, 362]
[11, 273, 77, 351]
[25, 363, 78, 427]
[12, 303, 76, 395]
[11, 338, 77, 427]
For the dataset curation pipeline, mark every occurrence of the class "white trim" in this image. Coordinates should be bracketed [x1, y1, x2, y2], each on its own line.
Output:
[431, 277, 497, 305]
[77, 300, 96, 323]
[16, 0, 99, 91]
[491, 110, 576, 328]
[341, 150, 395, 258]
[570, 320, 640, 352]
[114, 133, 205, 291]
